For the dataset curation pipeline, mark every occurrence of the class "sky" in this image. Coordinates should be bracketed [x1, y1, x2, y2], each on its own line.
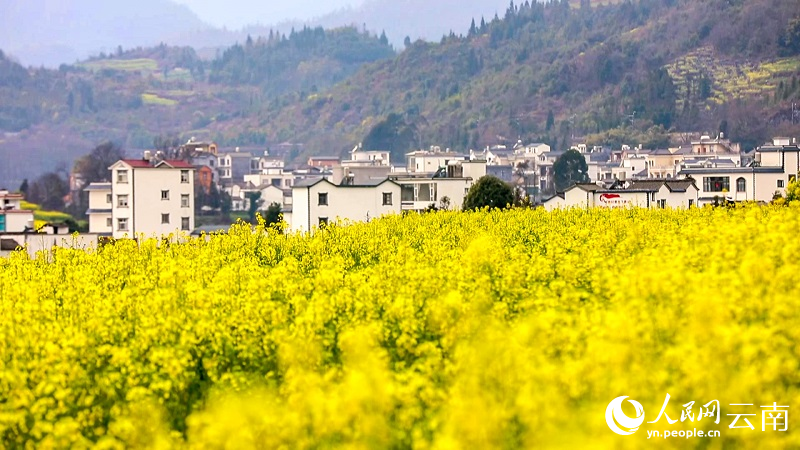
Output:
[171, 0, 366, 29]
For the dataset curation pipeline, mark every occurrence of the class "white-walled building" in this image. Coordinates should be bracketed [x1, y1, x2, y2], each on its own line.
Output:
[678, 138, 800, 205]
[109, 159, 195, 239]
[406, 147, 466, 173]
[513, 142, 551, 156]
[544, 179, 699, 210]
[85, 182, 113, 235]
[0, 190, 34, 233]
[344, 145, 392, 167]
[289, 178, 401, 233]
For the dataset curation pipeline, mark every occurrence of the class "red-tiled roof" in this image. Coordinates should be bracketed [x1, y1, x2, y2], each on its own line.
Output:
[120, 159, 153, 168]
[120, 159, 195, 169]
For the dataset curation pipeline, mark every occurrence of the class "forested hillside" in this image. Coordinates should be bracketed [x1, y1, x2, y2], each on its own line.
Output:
[256, 0, 800, 161]
[1, 0, 800, 189]
[0, 27, 395, 188]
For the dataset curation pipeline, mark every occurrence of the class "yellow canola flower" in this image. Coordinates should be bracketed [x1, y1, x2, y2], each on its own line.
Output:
[0, 207, 798, 448]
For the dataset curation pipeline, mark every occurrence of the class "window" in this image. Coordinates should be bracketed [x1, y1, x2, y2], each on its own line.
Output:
[658, 199, 666, 208]
[736, 177, 746, 192]
[791, 175, 797, 184]
[106, 217, 112, 227]
[117, 218, 128, 231]
[0, 215, 5, 232]
[688, 199, 694, 208]
[382, 192, 393, 205]
[702, 176, 730, 192]
[117, 195, 128, 208]
[161, 213, 170, 224]
[318, 192, 328, 206]
[181, 194, 190, 208]
[117, 170, 128, 183]
[181, 217, 190, 231]
[181, 170, 190, 183]
[106, 193, 112, 204]
[778, 180, 785, 188]
[318, 217, 328, 226]
[651, 192, 656, 201]
[161, 190, 169, 200]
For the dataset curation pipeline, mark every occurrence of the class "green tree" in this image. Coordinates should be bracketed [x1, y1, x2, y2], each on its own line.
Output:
[27, 172, 69, 211]
[73, 141, 125, 185]
[553, 149, 589, 192]
[18, 179, 28, 195]
[362, 113, 418, 161]
[247, 191, 262, 223]
[779, 17, 800, 56]
[463, 175, 515, 211]
[263, 202, 282, 227]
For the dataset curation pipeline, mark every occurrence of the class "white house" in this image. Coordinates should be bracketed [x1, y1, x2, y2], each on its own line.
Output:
[678, 138, 800, 205]
[0, 190, 34, 233]
[406, 147, 466, 173]
[544, 179, 699, 211]
[513, 141, 551, 156]
[85, 182, 113, 235]
[344, 145, 392, 167]
[289, 178, 402, 233]
[109, 158, 195, 239]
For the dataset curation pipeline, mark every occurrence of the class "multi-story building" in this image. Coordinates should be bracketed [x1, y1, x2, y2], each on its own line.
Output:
[406, 147, 467, 173]
[218, 149, 253, 188]
[678, 138, 798, 205]
[344, 145, 392, 167]
[108, 158, 195, 239]
[84, 182, 113, 235]
[0, 190, 33, 233]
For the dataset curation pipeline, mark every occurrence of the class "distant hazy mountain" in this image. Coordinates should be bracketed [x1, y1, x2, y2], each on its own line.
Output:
[0, 0, 211, 67]
[239, 0, 512, 48]
[311, 0, 512, 45]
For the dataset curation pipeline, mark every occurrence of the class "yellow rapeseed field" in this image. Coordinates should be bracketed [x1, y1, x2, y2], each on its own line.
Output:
[1, 206, 799, 449]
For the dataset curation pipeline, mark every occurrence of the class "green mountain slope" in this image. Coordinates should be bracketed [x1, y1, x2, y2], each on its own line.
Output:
[1, 0, 799, 190]
[255, 0, 800, 161]
[0, 28, 395, 188]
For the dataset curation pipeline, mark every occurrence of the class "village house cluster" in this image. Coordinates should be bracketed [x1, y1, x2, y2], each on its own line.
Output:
[2, 134, 800, 254]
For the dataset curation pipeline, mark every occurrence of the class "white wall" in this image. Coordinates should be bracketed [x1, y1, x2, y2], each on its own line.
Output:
[132, 169, 194, 238]
[4, 212, 34, 232]
[258, 186, 285, 210]
[89, 213, 112, 234]
[656, 185, 698, 208]
[111, 167, 134, 239]
[0, 233, 100, 258]
[112, 165, 194, 239]
[88, 189, 111, 210]
[88, 187, 113, 234]
[594, 191, 651, 208]
[291, 186, 310, 233]
[291, 181, 401, 233]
